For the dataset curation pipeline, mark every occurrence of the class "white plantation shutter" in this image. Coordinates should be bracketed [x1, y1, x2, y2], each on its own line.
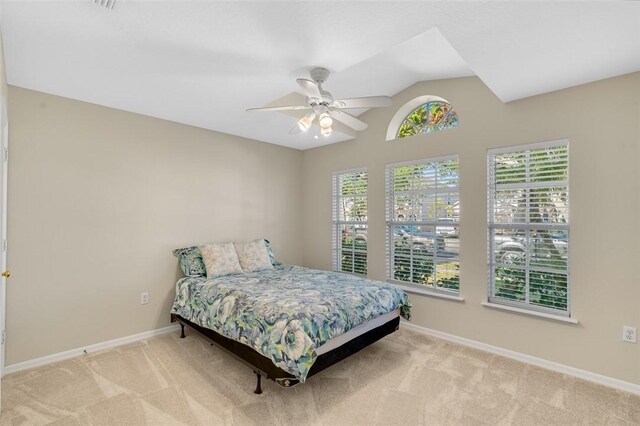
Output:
[385, 156, 460, 294]
[332, 169, 368, 275]
[487, 140, 570, 315]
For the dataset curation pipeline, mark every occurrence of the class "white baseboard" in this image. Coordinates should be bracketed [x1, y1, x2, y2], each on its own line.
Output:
[401, 321, 640, 396]
[3, 324, 180, 376]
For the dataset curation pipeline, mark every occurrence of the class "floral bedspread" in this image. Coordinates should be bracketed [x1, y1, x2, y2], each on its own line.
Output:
[171, 264, 411, 382]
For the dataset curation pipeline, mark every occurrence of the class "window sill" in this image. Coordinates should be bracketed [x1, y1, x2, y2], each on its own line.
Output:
[481, 302, 578, 324]
[333, 270, 367, 278]
[388, 281, 465, 302]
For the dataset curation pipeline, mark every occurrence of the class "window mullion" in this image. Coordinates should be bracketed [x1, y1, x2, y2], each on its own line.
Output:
[524, 151, 531, 305]
[525, 226, 530, 305]
[434, 162, 440, 287]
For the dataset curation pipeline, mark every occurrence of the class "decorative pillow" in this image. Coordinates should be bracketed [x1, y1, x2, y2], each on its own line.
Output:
[198, 243, 244, 278]
[264, 239, 280, 266]
[235, 239, 274, 273]
[172, 246, 206, 277]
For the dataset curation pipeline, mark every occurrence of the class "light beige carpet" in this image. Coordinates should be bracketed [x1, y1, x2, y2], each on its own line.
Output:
[0, 327, 638, 425]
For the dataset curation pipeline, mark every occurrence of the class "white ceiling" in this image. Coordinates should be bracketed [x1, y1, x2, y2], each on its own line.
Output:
[2, 1, 639, 150]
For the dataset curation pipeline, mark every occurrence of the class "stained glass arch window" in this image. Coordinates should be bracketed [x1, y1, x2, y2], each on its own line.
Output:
[386, 95, 459, 141]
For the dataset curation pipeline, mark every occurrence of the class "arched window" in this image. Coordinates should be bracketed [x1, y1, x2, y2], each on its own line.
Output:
[386, 96, 459, 141]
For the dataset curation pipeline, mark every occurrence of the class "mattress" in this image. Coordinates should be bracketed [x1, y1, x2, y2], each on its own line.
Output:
[315, 308, 400, 355]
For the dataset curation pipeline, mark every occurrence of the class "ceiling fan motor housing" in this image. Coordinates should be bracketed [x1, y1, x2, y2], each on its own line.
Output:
[310, 67, 330, 84]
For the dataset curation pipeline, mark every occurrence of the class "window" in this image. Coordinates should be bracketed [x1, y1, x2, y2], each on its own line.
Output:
[487, 140, 569, 315]
[333, 169, 367, 275]
[396, 101, 459, 138]
[386, 156, 460, 293]
[386, 95, 459, 141]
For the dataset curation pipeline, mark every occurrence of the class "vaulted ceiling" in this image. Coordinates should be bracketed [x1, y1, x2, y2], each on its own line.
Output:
[2, 1, 639, 149]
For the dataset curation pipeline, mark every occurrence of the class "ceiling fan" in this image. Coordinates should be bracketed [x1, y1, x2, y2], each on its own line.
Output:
[247, 67, 392, 137]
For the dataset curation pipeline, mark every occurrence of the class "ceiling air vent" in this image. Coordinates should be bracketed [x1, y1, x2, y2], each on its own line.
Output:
[91, 0, 116, 10]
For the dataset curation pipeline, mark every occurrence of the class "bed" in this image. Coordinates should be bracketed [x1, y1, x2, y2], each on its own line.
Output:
[170, 264, 411, 393]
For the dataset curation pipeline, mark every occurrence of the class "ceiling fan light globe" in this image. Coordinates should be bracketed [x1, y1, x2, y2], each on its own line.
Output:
[319, 113, 333, 128]
[321, 126, 332, 137]
[298, 112, 316, 132]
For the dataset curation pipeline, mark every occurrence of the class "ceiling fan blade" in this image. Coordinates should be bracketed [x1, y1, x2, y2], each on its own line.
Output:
[328, 109, 368, 131]
[332, 96, 392, 109]
[297, 78, 322, 100]
[246, 105, 311, 112]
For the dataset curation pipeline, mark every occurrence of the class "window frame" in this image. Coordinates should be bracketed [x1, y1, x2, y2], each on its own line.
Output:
[487, 139, 570, 317]
[385, 155, 461, 296]
[332, 168, 368, 276]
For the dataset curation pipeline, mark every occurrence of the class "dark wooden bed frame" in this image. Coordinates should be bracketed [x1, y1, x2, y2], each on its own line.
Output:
[171, 313, 400, 394]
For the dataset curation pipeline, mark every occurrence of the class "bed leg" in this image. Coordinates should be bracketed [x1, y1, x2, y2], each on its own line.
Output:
[254, 372, 263, 395]
[180, 323, 186, 339]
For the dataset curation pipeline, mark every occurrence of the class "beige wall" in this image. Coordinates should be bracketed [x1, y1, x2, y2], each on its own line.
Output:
[6, 72, 640, 385]
[6, 86, 303, 364]
[301, 73, 640, 385]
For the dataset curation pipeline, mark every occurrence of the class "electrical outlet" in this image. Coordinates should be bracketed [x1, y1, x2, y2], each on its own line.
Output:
[140, 292, 149, 305]
[622, 326, 636, 343]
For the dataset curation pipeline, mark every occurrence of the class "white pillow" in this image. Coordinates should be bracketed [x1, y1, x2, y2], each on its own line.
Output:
[198, 243, 244, 278]
[234, 239, 274, 273]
